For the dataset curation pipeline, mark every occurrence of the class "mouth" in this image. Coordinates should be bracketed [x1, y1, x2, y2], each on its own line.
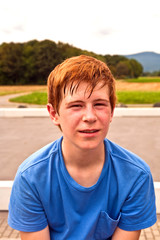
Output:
[79, 129, 99, 133]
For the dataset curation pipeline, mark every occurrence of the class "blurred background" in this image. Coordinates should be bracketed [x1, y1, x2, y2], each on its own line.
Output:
[0, 0, 160, 238]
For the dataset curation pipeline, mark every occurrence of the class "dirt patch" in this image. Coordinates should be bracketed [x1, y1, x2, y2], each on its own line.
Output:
[116, 81, 160, 91]
[0, 82, 160, 94]
[0, 85, 47, 94]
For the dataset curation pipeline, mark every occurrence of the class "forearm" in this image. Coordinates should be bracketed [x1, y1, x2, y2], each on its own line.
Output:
[112, 227, 141, 240]
[20, 226, 50, 240]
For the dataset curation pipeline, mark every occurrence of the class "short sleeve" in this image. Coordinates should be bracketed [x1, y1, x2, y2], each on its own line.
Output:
[8, 171, 48, 232]
[118, 171, 157, 231]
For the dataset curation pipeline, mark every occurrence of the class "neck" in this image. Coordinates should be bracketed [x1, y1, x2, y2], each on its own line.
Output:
[61, 139, 105, 169]
[61, 139, 105, 187]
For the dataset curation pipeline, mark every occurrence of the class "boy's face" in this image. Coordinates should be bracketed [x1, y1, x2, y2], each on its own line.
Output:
[49, 82, 114, 152]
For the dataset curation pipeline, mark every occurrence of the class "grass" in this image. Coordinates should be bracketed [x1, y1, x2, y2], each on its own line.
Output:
[117, 91, 160, 104]
[124, 77, 160, 83]
[9, 90, 160, 105]
[10, 92, 47, 105]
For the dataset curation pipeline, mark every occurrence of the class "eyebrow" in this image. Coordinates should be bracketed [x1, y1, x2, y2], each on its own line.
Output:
[94, 98, 110, 102]
[65, 98, 110, 106]
[65, 100, 84, 106]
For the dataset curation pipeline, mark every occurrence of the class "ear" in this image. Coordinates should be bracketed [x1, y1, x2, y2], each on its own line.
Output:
[47, 103, 60, 126]
[110, 107, 114, 123]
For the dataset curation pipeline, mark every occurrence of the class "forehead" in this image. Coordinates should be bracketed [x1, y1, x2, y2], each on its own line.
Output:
[63, 81, 109, 100]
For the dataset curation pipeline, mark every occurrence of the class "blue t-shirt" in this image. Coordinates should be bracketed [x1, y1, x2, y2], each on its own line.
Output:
[8, 137, 157, 239]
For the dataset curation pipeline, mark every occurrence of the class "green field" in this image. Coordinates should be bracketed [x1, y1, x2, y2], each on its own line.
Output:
[10, 92, 47, 105]
[117, 91, 160, 104]
[9, 91, 160, 105]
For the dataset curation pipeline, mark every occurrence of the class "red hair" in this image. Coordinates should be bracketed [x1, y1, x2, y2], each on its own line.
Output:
[47, 55, 116, 112]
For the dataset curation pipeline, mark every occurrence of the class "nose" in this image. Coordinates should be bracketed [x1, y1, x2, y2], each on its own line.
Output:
[82, 106, 97, 122]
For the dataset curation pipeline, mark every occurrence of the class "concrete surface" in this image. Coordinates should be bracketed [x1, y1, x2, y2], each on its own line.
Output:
[0, 107, 160, 117]
[0, 211, 160, 239]
[0, 115, 159, 181]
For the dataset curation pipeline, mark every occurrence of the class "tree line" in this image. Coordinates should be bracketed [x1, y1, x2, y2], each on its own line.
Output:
[0, 40, 143, 85]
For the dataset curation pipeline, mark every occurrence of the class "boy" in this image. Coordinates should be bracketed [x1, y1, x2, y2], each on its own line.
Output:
[8, 55, 157, 239]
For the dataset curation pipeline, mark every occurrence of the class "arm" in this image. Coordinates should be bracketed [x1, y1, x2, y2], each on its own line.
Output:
[20, 226, 50, 240]
[112, 227, 141, 240]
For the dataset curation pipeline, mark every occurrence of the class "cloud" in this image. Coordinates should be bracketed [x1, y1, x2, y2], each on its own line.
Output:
[97, 29, 113, 36]
[1, 24, 25, 36]
[1, 29, 11, 34]
[13, 25, 25, 32]
[0, 0, 160, 54]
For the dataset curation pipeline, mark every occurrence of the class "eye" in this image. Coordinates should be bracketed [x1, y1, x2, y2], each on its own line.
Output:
[95, 103, 105, 106]
[95, 103, 107, 107]
[70, 104, 83, 108]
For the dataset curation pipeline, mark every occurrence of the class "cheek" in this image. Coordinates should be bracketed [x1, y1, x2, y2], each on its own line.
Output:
[61, 112, 82, 126]
[68, 111, 83, 120]
[98, 111, 112, 122]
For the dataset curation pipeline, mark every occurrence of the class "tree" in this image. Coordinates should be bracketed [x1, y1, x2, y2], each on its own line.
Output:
[0, 40, 144, 85]
[34, 40, 63, 84]
[22, 40, 38, 84]
[0, 42, 24, 84]
[116, 61, 132, 79]
[104, 55, 127, 67]
[129, 59, 143, 78]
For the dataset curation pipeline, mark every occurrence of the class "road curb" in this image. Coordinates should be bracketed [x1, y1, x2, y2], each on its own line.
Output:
[0, 108, 48, 117]
[0, 181, 160, 213]
[0, 107, 160, 117]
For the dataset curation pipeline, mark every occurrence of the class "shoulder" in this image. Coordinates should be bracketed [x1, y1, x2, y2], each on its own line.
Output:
[104, 139, 156, 231]
[17, 137, 62, 176]
[104, 138, 151, 177]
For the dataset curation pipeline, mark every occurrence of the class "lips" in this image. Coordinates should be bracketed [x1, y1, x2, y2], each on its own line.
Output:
[79, 129, 99, 133]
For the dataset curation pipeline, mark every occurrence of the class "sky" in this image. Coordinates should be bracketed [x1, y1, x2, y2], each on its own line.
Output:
[0, 0, 160, 55]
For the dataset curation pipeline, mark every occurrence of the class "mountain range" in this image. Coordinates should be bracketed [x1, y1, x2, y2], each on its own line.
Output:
[124, 52, 160, 72]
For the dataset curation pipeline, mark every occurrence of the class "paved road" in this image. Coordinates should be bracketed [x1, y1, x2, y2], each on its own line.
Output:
[0, 115, 159, 181]
[0, 92, 46, 108]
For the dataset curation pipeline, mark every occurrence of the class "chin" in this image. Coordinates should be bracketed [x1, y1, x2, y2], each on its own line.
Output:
[77, 141, 103, 151]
